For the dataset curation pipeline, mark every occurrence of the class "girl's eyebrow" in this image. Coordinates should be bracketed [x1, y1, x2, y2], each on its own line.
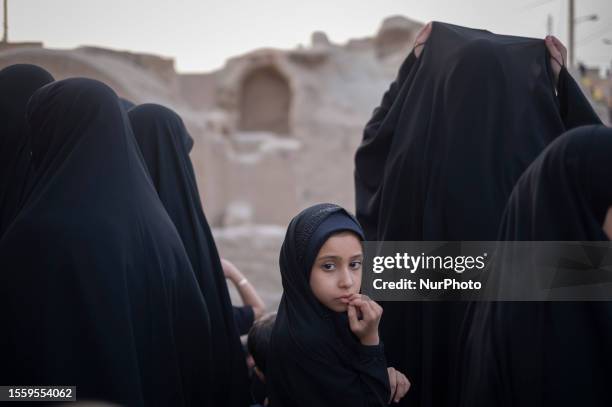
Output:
[317, 255, 341, 261]
[317, 253, 364, 261]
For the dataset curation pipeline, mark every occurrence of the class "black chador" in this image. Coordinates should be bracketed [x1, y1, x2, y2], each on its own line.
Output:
[355, 22, 602, 407]
[0, 79, 213, 406]
[0, 64, 54, 237]
[460, 125, 612, 407]
[129, 103, 251, 407]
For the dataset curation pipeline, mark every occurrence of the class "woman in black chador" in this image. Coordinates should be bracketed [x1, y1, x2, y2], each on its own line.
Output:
[0, 79, 213, 406]
[267, 203, 410, 406]
[0, 64, 54, 238]
[460, 125, 612, 407]
[129, 103, 251, 407]
[354, 21, 602, 406]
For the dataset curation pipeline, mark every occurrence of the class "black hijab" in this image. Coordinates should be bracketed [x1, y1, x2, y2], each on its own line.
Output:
[268, 203, 390, 407]
[128, 103, 250, 407]
[0, 79, 213, 407]
[0, 64, 54, 237]
[354, 22, 602, 407]
[498, 125, 612, 241]
[460, 125, 612, 407]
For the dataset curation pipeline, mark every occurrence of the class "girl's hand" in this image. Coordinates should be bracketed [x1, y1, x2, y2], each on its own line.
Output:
[414, 22, 432, 58]
[346, 294, 383, 346]
[545, 35, 567, 84]
[387, 367, 411, 404]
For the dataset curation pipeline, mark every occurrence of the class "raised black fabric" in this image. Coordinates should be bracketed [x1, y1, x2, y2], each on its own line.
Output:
[0, 79, 213, 407]
[460, 125, 612, 407]
[0, 64, 54, 237]
[354, 22, 602, 407]
[268, 203, 390, 407]
[128, 103, 250, 407]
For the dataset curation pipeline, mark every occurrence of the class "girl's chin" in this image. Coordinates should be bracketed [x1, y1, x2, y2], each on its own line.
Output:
[328, 303, 349, 313]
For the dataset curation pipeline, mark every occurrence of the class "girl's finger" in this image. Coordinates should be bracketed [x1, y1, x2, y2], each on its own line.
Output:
[366, 298, 382, 321]
[347, 304, 360, 330]
[387, 368, 398, 404]
[362, 299, 377, 321]
[372, 300, 383, 316]
[392, 370, 402, 403]
[347, 295, 363, 305]
[396, 374, 409, 402]
[349, 298, 364, 307]
[349, 299, 369, 322]
[355, 299, 376, 321]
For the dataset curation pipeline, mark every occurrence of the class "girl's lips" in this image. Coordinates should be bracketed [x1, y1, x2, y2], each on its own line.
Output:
[337, 295, 352, 303]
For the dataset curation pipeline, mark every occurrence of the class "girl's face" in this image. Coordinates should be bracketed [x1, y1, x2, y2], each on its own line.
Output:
[309, 231, 363, 312]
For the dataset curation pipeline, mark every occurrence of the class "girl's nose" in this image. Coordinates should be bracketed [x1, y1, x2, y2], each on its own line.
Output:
[338, 267, 354, 288]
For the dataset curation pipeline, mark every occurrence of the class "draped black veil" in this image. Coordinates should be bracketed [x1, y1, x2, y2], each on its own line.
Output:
[354, 22, 602, 406]
[460, 125, 612, 407]
[0, 79, 213, 406]
[0, 64, 54, 237]
[129, 103, 250, 407]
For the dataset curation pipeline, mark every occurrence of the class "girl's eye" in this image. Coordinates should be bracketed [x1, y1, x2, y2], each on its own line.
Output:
[321, 263, 336, 271]
[350, 261, 362, 270]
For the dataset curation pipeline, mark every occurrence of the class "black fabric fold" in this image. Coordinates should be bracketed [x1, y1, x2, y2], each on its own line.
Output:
[128, 103, 250, 407]
[459, 125, 612, 407]
[0, 79, 213, 407]
[0, 64, 54, 238]
[355, 21, 602, 407]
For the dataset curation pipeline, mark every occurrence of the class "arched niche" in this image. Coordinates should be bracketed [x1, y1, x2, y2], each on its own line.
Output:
[238, 66, 291, 134]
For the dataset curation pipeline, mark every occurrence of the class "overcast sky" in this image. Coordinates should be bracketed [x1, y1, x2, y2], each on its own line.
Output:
[6, 0, 612, 72]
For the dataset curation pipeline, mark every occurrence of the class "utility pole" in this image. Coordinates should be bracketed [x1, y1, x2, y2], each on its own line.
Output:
[547, 14, 553, 36]
[2, 0, 7, 43]
[568, 0, 575, 69]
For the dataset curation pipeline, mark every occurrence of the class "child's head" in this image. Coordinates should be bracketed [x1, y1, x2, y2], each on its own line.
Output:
[247, 312, 277, 382]
[309, 231, 363, 312]
[299, 210, 365, 313]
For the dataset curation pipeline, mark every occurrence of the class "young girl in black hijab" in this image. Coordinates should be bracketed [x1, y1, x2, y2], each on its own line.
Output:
[267, 203, 410, 406]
